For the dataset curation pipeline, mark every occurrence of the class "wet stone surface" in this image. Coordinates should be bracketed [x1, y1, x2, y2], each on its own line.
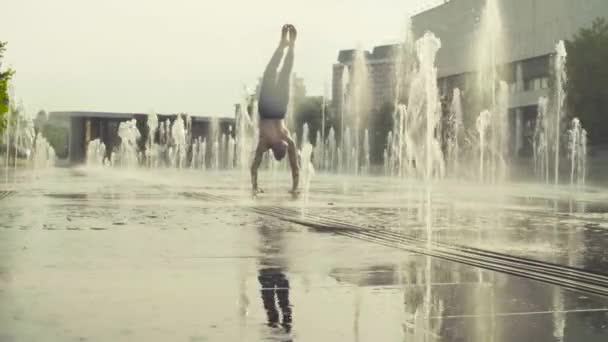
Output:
[1, 168, 608, 341]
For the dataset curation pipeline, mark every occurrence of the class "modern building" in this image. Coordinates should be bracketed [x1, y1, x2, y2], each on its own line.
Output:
[49, 111, 234, 163]
[413, 0, 608, 154]
[333, 0, 608, 154]
[332, 46, 399, 118]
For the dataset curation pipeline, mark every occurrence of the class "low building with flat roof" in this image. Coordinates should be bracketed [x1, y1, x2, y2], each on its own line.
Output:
[49, 111, 234, 163]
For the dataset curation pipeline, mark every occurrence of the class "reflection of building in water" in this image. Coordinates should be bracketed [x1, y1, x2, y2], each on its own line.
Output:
[256, 223, 293, 333]
[328, 253, 588, 341]
[329, 259, 447, 340]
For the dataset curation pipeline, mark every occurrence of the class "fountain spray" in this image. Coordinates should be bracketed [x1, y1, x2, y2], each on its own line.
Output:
[554, 41, 568, 185]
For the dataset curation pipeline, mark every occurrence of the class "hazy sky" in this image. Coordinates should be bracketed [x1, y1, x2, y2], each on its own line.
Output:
[1, 0, 430, 117]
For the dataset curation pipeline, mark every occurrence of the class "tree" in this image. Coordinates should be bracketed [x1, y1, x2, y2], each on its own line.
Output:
[294, 96, 332, 146]
[566, 18, 608, 144]
[34, 110, 48, 134]
[370, 101, 394, 164]
[43, 124, 69, 159]
[0, 41, 15, 134]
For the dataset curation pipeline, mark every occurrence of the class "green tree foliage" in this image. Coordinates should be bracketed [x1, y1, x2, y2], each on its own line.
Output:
[0, 41, 15, 133]
[34, 110, 48, 134]
[294, 96, 332, 146]
[370, 101, 394, 164]
[43, 124, 69, 158]
[566, 18, 608, 144]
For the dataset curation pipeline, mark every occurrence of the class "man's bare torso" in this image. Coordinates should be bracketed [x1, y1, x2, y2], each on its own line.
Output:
[258, 119, 288, 147]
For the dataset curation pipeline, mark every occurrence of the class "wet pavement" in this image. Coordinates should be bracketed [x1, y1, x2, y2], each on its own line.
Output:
[1, 167, 608, 341]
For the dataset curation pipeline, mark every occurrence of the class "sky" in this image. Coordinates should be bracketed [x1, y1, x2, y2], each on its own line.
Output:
[1, 0, 432, 117]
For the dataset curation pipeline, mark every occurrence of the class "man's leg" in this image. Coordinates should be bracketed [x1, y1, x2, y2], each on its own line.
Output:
[275, 273, 292, 325]
[259, 25, 290, 99]
[258, 270, 280, 325]
[276, 44, 295, 111]
[260, 46, 283, 92]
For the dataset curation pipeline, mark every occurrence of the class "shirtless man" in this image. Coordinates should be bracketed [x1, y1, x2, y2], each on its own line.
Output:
[251, 24, 299, 196]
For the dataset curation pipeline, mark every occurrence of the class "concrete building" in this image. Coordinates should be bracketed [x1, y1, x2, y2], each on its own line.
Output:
[412, 0, 608, 155]
[332, 46, 399, 120]
[49, 111, 234, 163]
[333, 0, 608, 154]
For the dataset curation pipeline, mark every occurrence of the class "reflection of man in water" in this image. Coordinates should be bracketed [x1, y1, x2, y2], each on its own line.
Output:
[257, 223, 293, 332]
[258, 268, 292, 329]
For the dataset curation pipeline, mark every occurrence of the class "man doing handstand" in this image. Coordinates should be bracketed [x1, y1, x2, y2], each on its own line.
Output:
[251, 24, 299, 196]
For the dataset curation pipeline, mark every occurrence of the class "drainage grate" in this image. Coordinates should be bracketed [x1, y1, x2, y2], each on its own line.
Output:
[190, 190, 608, 299]
[0, 190, 15, 200]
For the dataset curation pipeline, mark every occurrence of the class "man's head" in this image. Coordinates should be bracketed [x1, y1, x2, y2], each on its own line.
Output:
[270, 141, 288, 161]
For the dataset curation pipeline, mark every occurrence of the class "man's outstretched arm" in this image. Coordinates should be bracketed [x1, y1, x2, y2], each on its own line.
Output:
[286, 136, 300, 193]
[251, 141, 266, 193]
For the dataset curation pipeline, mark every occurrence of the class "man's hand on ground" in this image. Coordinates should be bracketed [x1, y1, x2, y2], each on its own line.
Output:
[288, 189, 300, 199]
[252, 188, 264, 197]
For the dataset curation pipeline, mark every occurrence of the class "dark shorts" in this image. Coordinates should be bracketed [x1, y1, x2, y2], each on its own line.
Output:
[258, 96, 287, 120]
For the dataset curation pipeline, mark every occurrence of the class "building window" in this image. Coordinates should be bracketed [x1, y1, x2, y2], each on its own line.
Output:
[524, 76, 549, 91]
[540, 77, 549, 89]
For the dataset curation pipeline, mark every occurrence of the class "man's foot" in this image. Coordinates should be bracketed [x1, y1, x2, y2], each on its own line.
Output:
[280, 24, 290, 46]
[288, 25, 297, 46]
